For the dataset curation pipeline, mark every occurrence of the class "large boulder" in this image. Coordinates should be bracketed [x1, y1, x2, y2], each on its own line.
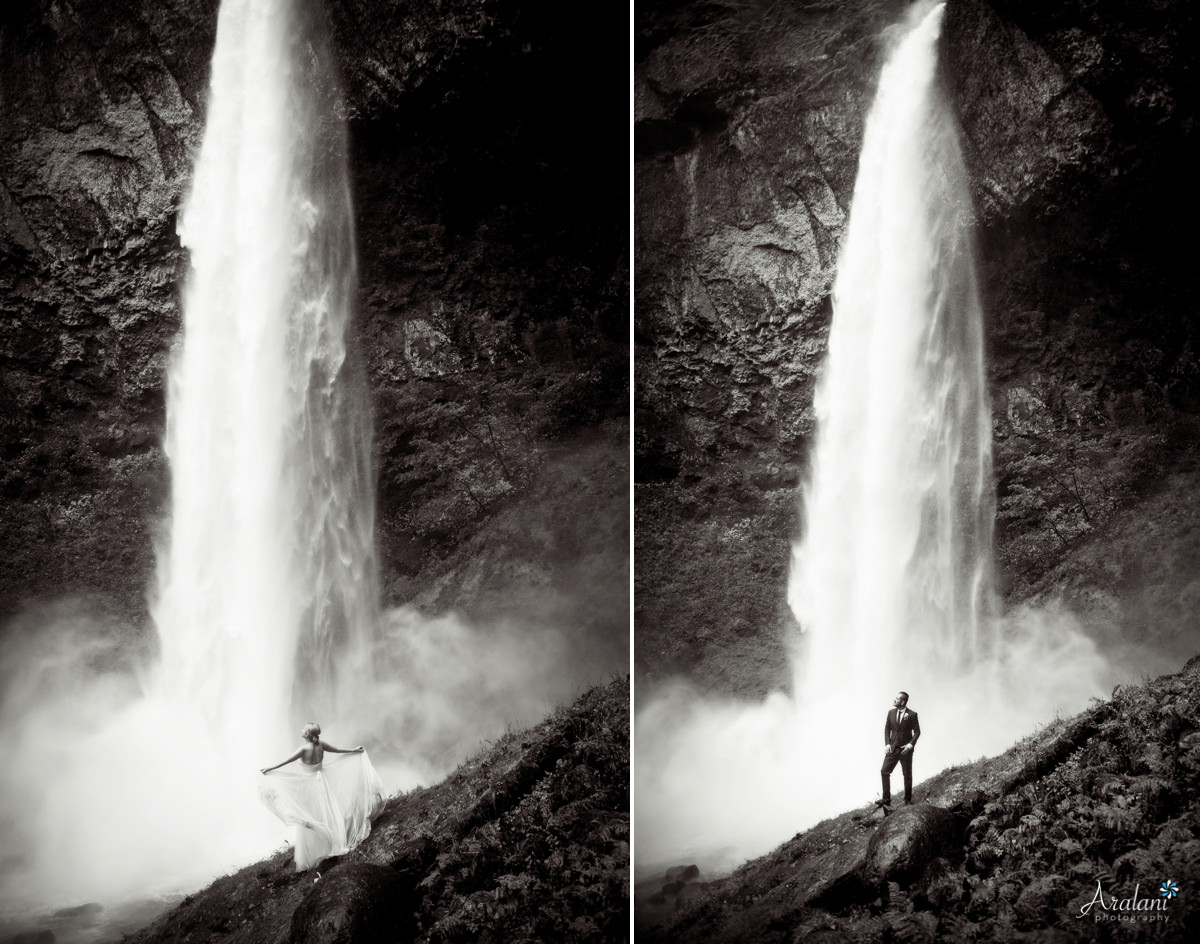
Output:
[289, 863, 410, 944]
[862, 805, 965, 887]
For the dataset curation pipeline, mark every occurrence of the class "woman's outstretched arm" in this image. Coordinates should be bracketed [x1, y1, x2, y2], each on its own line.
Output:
[261, 748, 304, 774]
[320, 740, 364, 754]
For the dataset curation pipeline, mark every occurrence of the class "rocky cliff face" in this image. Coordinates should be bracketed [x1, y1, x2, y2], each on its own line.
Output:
[0, 0, 627, 672]
[0, 0, 217, 625]
[945, 0, 1198, 664]
[634, 0, 1198, 697]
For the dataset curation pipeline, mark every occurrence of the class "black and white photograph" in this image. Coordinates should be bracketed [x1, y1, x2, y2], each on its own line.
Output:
[6, 0, 1200, 940]
[0, 0, 628, 941]
[634, 0, 1198, 940]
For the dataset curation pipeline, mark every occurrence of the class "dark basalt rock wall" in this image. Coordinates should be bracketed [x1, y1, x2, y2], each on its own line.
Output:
[0, 0, 628, 665]
[336, 0, 628, 657]
[0, 0, 219, 623]
[945, 0, 1198, 667]
[635, 0, 1198, 698]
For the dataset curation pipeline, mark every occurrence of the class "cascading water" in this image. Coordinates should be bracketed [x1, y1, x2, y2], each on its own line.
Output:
[154, 0, 377, 775]
[0, 0, 380, 914]
[787, 0, 995, 711]
[635, 0, 1109, 876]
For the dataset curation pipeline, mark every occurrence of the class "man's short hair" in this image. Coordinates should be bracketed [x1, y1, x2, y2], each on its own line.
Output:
[898, 691, 909, 702]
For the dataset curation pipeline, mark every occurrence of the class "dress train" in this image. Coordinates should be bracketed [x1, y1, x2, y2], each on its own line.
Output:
[258, 751, 386, 870]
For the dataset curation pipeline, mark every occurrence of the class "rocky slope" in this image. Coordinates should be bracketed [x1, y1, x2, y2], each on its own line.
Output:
[638, 656, 1200, 942]
[634, 0, 1198, 698]
[0, 677, 629, 944]
[0, 0, 628, 666]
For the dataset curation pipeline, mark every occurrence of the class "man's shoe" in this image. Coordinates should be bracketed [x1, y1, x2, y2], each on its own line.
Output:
[904, 799, 913, 805]
[875, 798, 891, 807]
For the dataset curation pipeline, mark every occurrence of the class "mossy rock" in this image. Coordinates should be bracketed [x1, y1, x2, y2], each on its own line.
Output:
[863, 805, 965, 886]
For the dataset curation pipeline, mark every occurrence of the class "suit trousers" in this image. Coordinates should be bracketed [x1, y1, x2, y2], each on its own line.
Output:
[880, 748, 912, 802]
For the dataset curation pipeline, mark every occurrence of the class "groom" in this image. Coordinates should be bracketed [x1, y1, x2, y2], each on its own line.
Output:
[878, 691, 920, 806]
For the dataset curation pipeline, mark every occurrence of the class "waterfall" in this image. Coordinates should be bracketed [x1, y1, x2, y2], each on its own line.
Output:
[636, 0, 1109, 875]
[787, 1, 995, 702]
[154, 0, 378, 770]
[0, 0, 380, 912]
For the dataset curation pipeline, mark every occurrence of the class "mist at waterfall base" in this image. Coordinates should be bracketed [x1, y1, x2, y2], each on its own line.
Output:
[636, 1, 1122, 877]
[0, 602, 591, 915]
[0, 0, 598, 924]
[635, 603, 1116, 876]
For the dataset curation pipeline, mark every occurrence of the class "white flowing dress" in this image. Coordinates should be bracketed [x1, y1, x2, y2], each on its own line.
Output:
[258, 751, 386, 870]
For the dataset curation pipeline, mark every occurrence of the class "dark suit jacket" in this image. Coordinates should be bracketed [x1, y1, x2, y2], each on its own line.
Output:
[885, 707, 920, 753]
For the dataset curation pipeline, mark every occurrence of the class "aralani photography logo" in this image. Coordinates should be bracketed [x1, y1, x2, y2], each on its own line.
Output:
[1077, 878, 1179, 923]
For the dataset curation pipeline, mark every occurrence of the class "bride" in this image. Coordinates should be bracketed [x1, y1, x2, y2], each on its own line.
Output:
[259, 722, 386, 870]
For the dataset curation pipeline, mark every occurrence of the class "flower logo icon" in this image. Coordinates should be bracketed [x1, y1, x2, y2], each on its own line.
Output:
[1161, 880, 1178, 899]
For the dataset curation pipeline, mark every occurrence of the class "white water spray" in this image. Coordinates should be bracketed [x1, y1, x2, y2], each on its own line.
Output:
[787, 0, 993, 693]
[155, 0, 377, 774]
[635, 1, 1111, 875]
